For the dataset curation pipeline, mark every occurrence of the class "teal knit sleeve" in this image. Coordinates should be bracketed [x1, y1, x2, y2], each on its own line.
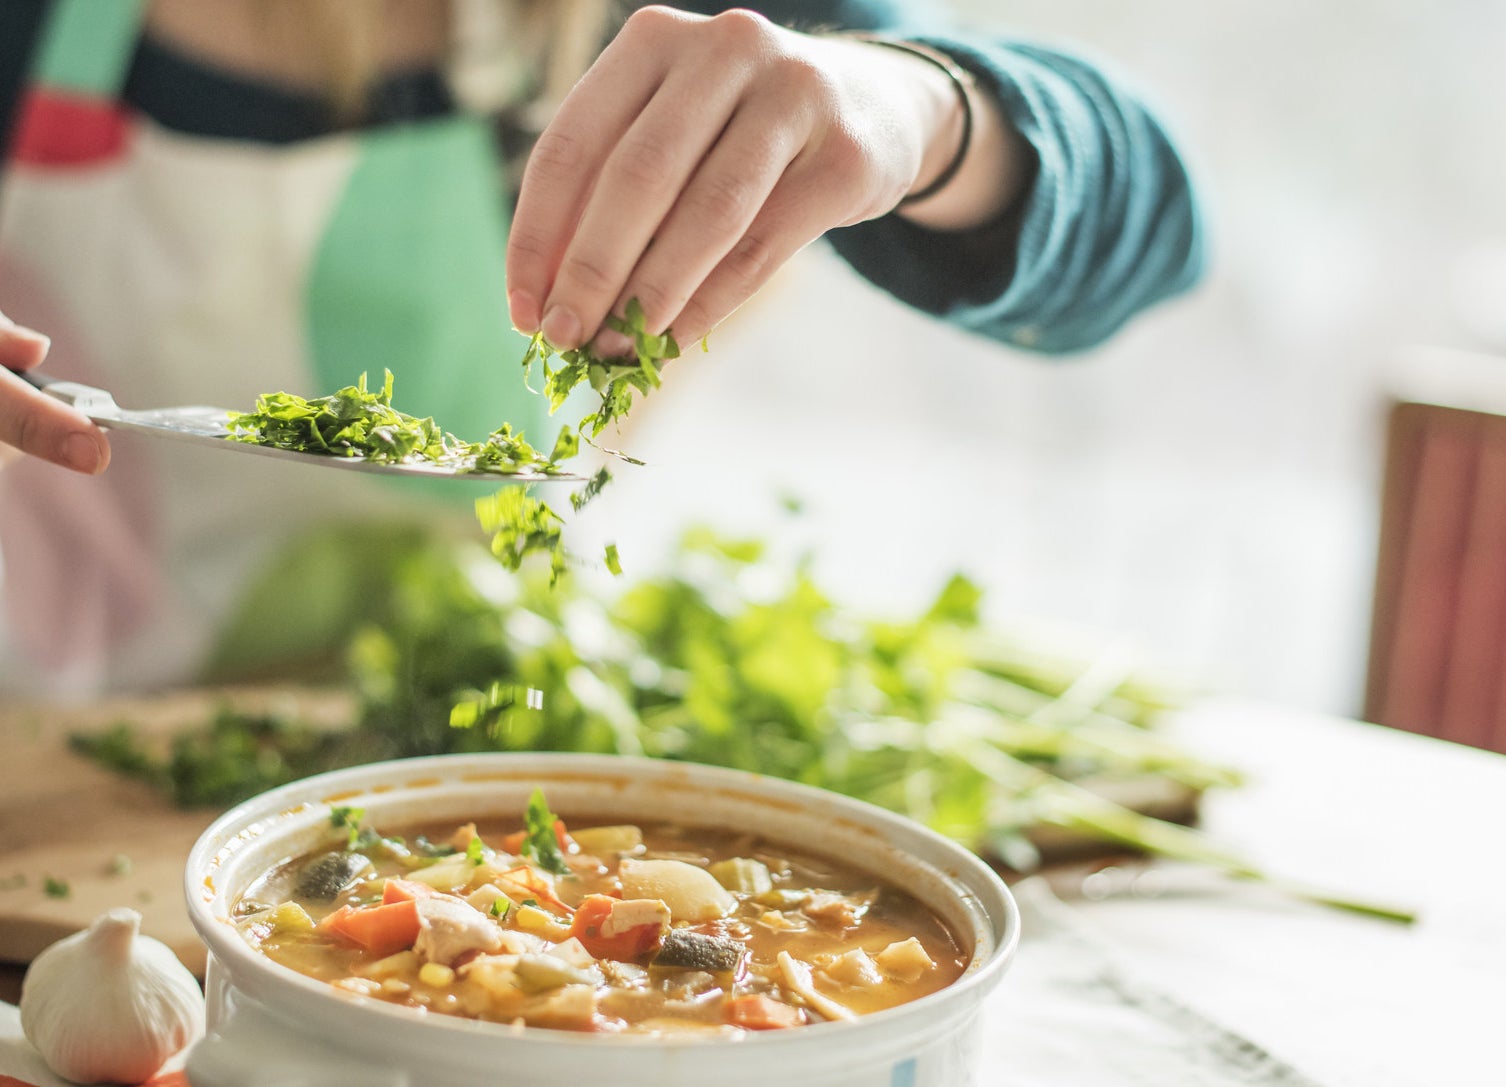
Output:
[825, 36, 1207, 354]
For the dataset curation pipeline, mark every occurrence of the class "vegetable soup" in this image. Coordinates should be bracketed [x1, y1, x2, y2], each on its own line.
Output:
[233, 790, 967, 1034]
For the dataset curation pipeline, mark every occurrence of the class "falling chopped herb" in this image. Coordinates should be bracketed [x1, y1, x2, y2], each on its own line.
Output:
[43, 877, 70, 899]
[107, 854, 133, 877]
[475, 487, 567, 581]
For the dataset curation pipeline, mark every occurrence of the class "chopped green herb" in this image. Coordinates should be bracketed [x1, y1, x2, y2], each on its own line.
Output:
[522, 788, 570, 876]
[490, 898, 511, 919]
[43, 876, 70, 899]
[520, 898, 540, 909]
[224, 370, 567, 477]
[107, 854, 133, 877]
[522, 298, 682, 443]
[475, 488, 566, 581]
[466, 835, 486, 866]
[330, 806, 366, 849]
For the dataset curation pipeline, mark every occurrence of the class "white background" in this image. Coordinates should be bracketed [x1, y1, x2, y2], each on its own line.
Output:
[580, 0, 1506, 717]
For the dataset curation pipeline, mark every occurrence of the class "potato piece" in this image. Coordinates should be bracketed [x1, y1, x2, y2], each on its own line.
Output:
[875, 937, 936, 982]
[619, 858, 735, 923]
[823, 948, 882, 988]
[569, 825, 644, 855]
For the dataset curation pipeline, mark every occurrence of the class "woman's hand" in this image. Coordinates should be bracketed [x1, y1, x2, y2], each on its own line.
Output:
[506, 6, 1024, 356]
[0, 311, 109, 473]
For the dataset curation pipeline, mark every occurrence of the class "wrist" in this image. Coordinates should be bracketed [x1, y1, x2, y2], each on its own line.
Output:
[839, 35, 976, 207]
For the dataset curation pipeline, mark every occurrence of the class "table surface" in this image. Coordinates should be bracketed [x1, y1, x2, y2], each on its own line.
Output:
[2, 696, 1500, 1086]
[982, 697, 1503, 1087]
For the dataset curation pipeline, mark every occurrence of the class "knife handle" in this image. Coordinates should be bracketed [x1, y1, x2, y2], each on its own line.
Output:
[8, 367, 121, 418]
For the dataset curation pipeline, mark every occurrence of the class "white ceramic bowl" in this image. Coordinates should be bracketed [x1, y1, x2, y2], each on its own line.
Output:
[183, 753, 1018, 1087]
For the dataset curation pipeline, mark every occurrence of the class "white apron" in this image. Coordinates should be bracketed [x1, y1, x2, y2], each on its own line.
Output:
[0, 0, 549, 697]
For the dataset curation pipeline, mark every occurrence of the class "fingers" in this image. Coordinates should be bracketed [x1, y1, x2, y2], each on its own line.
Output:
[0, 315, 110, 474]
[505, 7, 687, 339]
[0, 311, 50, 372]
[507, 8, 931, 356]
[510, 7, 794, 351]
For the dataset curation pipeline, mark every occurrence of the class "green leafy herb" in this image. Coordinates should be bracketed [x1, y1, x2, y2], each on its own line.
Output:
[466, 835, 486, 866]
[43, 876, 70, 899]
[521, 298, 682, 444]
[490, 898, 510, 919]
[224, 370, 568, 477]
[475, 488, 566, 582]
[330, 806, 366, 849]
[522, 788, 570, 876]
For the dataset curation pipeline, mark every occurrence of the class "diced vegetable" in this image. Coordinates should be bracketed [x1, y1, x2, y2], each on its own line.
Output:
[363, 949, 418, 979]
[619, 859, 736, 923]
[567, 895, 668, 961]
[777, 951, 856, 1022]
[875, 937, 936, 982]
[514, 953, 594, 993]
[318, 900, 420, 957]
[266, 901, 314, 934]
[724, 992, 805, 1030]
[383, 877, 446, 904]
[514, 904, 572, 940]
[568, 825, 644, 856]
[708, 857, 773, 896]
[465, 884, 512, 917]
[404, 859, 474, 893]
[823, 948, 882, 987]
[418, 962, 455, 988]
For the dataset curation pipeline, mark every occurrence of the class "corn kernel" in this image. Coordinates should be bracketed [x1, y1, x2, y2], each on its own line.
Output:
[514, 904, 571, 939]
[419, 962, 456, 988]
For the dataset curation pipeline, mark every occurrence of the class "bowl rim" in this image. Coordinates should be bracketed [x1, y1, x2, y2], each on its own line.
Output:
[184, 751, 1020, 1056]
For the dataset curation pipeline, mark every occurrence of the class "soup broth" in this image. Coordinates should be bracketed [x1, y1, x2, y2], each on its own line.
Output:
[234, 793, 967, 1035]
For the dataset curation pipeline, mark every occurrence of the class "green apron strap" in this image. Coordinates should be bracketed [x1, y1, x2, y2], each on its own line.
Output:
[305, 116, 549, 446]
[32, 0, 145, 97]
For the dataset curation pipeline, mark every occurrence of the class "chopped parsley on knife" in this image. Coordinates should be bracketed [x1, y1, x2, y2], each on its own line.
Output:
[223, 300, 684, 578]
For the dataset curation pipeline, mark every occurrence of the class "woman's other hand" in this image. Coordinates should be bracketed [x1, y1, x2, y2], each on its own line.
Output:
[0, 311, 110, 473]
[506, 6, 1025, 356]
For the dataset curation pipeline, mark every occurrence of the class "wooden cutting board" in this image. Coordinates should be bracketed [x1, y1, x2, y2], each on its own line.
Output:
[0, 687, 352, 979]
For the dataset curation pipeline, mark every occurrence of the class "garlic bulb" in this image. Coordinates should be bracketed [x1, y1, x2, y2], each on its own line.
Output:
[20, 908, 205, 1085]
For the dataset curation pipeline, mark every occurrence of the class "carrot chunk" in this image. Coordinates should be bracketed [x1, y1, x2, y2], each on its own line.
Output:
[382, 877, 446, 904]
[725, 992, 805, 1030]
[318, 899, 421, 957]
[567, 894, 667, 960]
